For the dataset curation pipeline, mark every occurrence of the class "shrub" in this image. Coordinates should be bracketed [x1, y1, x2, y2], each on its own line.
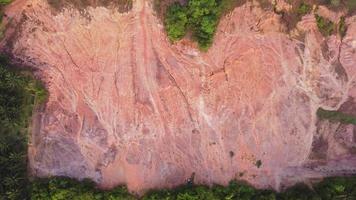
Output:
[338, 16, 347, 38]
[315, 14, 335, 36]
[317, 108, 356, 124]
[0, 0, 11, 5]
[297, 2, 312, 16]
[347, 0, 356, 13]
[31, 177, 135, 200]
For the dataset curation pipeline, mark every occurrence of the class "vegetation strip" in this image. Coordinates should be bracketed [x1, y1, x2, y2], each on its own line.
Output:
[317, 108, 356, 124]
[0, 58, 47, 199]
[29, 176, 356, 199]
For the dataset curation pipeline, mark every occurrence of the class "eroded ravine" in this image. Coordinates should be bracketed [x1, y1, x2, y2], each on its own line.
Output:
[1, 0, 356, 193]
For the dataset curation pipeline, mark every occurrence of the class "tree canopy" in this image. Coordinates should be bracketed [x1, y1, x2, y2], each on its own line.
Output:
[164, 0, 225, 50]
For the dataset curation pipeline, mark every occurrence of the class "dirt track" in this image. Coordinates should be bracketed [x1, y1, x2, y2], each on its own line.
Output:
[1, 0, 356, 193]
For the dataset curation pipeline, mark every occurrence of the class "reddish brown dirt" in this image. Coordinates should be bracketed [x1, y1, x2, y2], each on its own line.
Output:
[1, 0, 356, 193]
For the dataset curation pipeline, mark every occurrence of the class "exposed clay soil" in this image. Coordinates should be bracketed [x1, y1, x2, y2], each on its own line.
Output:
[1, 0, 356, 194]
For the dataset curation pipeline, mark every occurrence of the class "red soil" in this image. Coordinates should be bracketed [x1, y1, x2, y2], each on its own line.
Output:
[1, 0, 356, 193]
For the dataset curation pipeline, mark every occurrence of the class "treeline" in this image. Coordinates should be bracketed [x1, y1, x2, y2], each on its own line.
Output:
[164, 0, 236, 50]
[0, 58, 46, 199]
[29, 176, 356, 200]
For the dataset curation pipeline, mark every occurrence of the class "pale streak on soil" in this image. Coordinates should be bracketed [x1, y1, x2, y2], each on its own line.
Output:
[2, 0, 356, 193]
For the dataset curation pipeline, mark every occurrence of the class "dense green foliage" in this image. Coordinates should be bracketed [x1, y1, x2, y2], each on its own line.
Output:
[0, 0, 10, 5]
[315, 14, 335, 36]
[0, 61, 47, 199]
[165, 0, 232, 50]
[31, 177, 135, 200]
[165, 3, 188, 41]
[317, 108, 356, 124]
[187, 0, 221, 49]
[143, 181, 276, 200]
[15, 176, 356, 200]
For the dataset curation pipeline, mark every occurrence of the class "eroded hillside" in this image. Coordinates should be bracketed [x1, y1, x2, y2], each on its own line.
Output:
[1, 0, 356, 193]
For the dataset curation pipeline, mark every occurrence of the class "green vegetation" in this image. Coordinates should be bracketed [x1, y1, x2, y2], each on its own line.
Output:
[346, 0, 356, 13]
[0, 0, 11, 5]
[0, 0, 11, 39]
[317, 108, 356, 124]
[29, 177, 356, 200]
[165, 0, 235, 50]
[274, 1, 312, 31]
[338, 16, 347, 37]
[297, 2, 312, 16]
[143, 181, 276, 200]
[0, 59, 47, 199]
[165, 3, 188, 41]
[322, 0, 356, 13]
[315, 14, 335, 36]
[31, 177, 135, 200]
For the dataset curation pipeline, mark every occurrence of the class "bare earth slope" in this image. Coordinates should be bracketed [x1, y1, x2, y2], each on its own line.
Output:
[1, 0, 356, 193]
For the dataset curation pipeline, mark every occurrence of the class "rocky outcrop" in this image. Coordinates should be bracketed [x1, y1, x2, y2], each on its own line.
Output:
[1, 0, 356, 193]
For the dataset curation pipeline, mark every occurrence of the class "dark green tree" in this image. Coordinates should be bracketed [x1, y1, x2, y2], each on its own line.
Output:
[165, 3, 188, 41]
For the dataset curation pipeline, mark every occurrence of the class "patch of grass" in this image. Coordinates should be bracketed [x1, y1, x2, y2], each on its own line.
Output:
[31, 177, 135, 200]
[338, 16, 347, 38]
[297, 2, 312, 15]
[187, 0, 221, 50]
[320, 0, 356, 14]
[220, 0, 246, 14]
[274, 1, 312, 32]
[346, 0, 356, 13]
[330, 0, 341, 7]
[0, 0, 11, 39]
[315, 14, 335, 36]
[153, 0, 162, 14]
[317, 108, 356, 124]
[0, 0, 11, 5]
